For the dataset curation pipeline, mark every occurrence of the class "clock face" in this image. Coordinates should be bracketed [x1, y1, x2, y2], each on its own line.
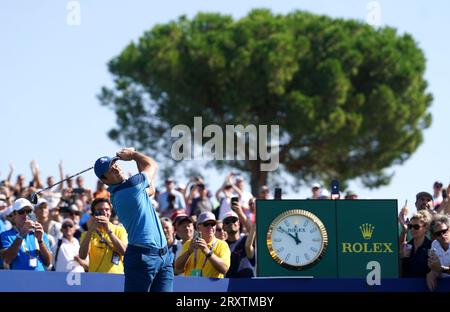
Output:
[266, 209, 328, 270]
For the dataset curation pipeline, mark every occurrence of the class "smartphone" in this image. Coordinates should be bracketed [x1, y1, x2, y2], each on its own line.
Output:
[274, 188, 282, 200]
[193, 231, 201, 241]
[331, 180, 340, 200]
[231, 197, 239, 208]
[28, 212, 37, 223]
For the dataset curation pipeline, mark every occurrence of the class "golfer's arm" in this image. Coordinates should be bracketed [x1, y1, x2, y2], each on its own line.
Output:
[78, 231, 92, 260]
[2, 238, 23, 265]
[132, 152, 158, 182]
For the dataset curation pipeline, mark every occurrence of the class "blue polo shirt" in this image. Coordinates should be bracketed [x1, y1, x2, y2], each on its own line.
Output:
[0, 229, 51, 271]
[108, 172, 166, 249]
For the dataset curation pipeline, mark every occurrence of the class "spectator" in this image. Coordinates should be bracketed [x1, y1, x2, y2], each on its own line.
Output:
[258, 185, 270, 200]
[158, 178, 186, 218]
[78, 198, 128, 274]
[432, 181, 444, 210]
[73, 176, 93, 201]
[345, 190, 358, 200]
[60, 203, 84, 241]
[400, 211, 432, 277]
[415, 191, 435, 214]
[223, 205, 255, 278]
[175, 211, 230, 278]
[188, 183, 213, 217]
[160, 217, 179, 267]
[309, 183, 322, 199]
[0, 194, 11, 234]
[52, 218, 88, 272]
[40, 162, 64, 206]
[215, 173, 242, 221]
[172, 212, 194, 262]
[234, 177, 253, 212]
[246, 197, 256, 225]
[93, 180, 110, 199]
[49, 204, 62, 223]
[437, 183, 450, 215]
[215, 220, 228, 241]
[13, 174, 27, 198]
[426, 214, 450, 291]
[34, 198, 62, 249]
[0, 198, 52, 270]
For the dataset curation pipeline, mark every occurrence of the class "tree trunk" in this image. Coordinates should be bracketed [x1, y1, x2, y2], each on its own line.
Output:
[249, 160, 269, 197]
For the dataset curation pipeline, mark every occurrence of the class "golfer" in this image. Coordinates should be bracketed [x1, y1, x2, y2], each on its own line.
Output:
[94, 148, 173, 292]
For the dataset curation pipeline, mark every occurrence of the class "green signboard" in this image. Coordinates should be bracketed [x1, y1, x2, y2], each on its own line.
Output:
[256, 199, 399, 278]
[336, 200, 399, 278]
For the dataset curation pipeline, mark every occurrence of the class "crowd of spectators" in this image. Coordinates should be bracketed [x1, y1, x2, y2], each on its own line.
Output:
[1, 162, 450, 291]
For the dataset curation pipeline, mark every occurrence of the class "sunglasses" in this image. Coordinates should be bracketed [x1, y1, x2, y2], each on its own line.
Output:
[408, 224, 423, 230]
[216, 228, 224, 232]
[202, 222, 216, 228]
[433, 228, 449, 237]
[224, 218, 238, 225]
[18, 209, 32, 216]
[62, 224, 74, 229]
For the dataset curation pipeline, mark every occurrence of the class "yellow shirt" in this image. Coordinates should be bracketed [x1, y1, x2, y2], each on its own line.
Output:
[179, 238, 230, 278]
[80, 223, 128, 274]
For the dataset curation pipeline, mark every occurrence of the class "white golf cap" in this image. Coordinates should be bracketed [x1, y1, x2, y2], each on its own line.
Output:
[35, 198, 48, 207]
[11, 198, 34, 213]
[312, 183, 321, 189]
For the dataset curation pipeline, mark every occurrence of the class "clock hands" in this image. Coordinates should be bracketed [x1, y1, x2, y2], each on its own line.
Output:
[279, 226, 301, 245]
[294, 229, 302, 244]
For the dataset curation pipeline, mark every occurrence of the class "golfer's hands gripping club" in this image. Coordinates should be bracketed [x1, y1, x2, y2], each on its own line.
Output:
[116, 147, 136, 161]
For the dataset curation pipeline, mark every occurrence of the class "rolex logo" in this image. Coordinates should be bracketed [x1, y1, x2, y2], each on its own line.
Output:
[359, 223, 374, 240]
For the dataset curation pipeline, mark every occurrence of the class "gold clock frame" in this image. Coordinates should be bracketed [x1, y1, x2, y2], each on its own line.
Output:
[266, 209, 328, 271]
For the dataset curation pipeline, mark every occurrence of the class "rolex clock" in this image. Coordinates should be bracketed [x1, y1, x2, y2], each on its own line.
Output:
[266, 209, 328, 270]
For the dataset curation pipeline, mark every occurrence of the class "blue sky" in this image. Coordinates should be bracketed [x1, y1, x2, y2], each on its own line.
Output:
[1, 1, 449, 214]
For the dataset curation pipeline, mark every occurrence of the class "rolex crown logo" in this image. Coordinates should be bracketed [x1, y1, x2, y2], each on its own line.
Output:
[359, 223, 374, 240]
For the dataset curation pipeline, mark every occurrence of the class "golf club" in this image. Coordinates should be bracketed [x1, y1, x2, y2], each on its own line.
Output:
[30, 166, 94, 204]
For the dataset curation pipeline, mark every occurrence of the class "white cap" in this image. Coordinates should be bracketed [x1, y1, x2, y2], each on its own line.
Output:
[11, 198, 34, 213]
[4, 205, 14, 216]
[61, 218, 75, 225]
[35, 198, 48, 207]
[312, 183, 321, 189]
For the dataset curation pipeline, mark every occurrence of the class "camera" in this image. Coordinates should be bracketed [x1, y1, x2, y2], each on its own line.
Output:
[94, 210, 104, 217]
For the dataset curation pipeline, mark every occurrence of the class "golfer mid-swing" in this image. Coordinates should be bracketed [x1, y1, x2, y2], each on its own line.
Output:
[94, 148, 173, 292]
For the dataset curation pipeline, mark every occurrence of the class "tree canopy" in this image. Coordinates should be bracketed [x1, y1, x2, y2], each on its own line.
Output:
[99, 9, 432, 194]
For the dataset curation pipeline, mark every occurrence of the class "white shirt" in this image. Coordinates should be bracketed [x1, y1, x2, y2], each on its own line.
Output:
[47, 220, 62, 248]
[238, 191, 253, 208]
[52, 237, 85, 272]
[218, 197, 232, 221]
[431, 240, 450, 278]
